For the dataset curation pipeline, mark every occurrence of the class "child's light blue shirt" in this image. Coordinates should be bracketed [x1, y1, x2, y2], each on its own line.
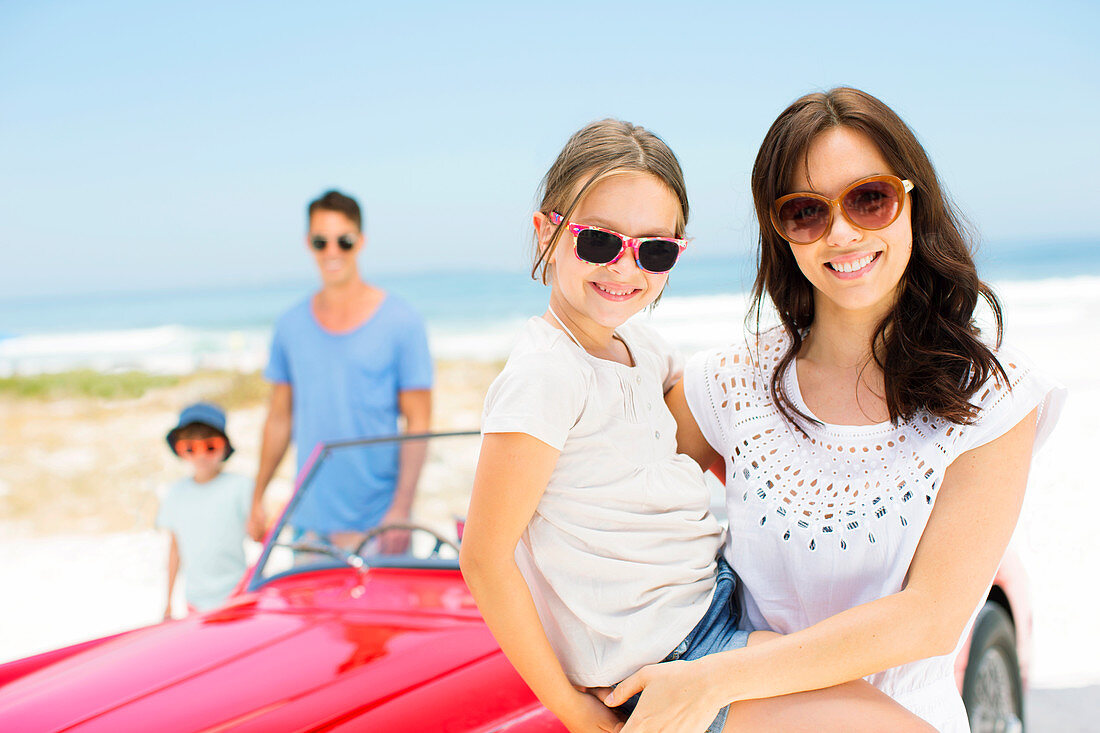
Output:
[157, 472, 251, 610]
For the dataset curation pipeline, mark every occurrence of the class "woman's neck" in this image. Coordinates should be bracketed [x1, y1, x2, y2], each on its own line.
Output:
[800, 297, 887, 367]
[796, 299, 893, 426]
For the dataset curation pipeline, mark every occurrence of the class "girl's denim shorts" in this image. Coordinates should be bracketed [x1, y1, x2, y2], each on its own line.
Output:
[614, 556, 749, 732]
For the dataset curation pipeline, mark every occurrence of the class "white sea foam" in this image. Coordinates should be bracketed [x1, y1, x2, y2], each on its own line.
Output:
[0, 326, 271, 376]
[1, 275, 1097, 380]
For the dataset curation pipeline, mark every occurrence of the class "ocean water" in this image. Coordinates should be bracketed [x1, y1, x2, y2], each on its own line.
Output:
[0, 240, 1096, 375]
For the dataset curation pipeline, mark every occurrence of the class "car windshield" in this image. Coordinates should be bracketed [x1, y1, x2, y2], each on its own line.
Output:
[250, 430, 482, 588]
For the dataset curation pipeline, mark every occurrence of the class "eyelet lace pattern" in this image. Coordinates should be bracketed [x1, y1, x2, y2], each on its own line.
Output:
[696, 328, 1030, 550]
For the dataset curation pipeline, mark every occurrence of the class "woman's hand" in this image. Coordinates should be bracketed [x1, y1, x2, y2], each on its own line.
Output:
[605, 659, 726, 733]
[553, 687, 624, 733]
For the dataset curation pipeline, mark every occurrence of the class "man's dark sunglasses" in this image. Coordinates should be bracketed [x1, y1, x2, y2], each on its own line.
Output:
[310, 234, 357, 252]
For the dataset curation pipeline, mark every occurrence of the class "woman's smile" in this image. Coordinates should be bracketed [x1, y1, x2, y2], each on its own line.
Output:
[824, 250, 882, 279]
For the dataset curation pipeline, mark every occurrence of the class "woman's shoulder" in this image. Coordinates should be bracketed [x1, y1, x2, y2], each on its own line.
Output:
[973, 340, 1052, 407]
[687, 326, 790, 379]
[952, 339, 1067, 455]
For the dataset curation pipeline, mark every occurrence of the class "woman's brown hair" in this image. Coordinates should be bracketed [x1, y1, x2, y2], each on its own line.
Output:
[532, 119, 689, 283]
[749, 87, 1006, 426]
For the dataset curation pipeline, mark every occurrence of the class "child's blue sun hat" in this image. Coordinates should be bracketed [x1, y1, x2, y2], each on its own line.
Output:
[165, 402, 235, 459]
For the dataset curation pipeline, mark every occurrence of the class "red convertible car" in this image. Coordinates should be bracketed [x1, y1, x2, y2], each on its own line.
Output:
[0, 432, 1031, 732]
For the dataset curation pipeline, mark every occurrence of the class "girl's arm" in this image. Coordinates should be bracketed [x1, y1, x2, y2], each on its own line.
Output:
[665, 380, 719, 470]
[165, 533, 179, 620]
[607, 408, 1039, 732]
[459, 432, 623, 733]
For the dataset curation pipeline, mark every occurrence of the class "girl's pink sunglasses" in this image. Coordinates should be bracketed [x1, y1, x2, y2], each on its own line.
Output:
[550, 212, 687, 274]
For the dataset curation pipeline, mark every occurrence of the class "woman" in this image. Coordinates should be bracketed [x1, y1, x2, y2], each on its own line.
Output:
[604, 88, 1065, 731]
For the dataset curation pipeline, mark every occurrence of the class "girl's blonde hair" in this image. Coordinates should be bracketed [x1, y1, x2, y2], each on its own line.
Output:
[532, 119, 689, 283]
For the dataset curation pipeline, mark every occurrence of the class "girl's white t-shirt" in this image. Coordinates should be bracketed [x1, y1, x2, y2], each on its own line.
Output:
[482, 317, 724, 686]
[684, 327, 1066, 731]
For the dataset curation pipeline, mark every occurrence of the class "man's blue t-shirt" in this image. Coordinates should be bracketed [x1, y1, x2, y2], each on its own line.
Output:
[264, 294, 432, 533]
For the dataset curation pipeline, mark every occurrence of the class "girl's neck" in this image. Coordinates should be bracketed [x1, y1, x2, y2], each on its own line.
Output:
[544, 298, 632, 366]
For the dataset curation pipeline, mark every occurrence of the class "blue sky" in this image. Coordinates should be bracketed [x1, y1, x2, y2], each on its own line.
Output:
[1, 1, 1097, 298]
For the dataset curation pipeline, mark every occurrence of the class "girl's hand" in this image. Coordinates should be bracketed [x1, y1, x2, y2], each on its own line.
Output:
[553, 688, 624, 733]
[605, 659, 725, 733]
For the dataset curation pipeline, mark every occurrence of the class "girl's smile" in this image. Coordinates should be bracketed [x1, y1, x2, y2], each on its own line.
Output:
[590, 279, 642, 300]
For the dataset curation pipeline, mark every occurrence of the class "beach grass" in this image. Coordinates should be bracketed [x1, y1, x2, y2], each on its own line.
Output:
[0, 369, 274, 406]
[0, 370, 181, 400]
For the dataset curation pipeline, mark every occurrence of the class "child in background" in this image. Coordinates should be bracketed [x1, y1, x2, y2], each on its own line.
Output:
[158, 402, 252, 618]
[459, 120, 929, 733]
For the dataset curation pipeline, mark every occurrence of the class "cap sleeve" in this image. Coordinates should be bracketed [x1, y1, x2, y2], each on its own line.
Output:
[683, 347, 734, 456]
[264, 320, 291, 385]
[952, 345, 1067, 456]
[621, 321, 684, 393]
[395, 308, 433, 391]
[481, 351, 588, 451]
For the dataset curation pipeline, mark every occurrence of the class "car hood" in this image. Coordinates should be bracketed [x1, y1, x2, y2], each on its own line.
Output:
[0, 568, 500, 732]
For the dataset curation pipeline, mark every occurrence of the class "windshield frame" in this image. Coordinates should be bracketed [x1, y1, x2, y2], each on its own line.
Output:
[245, 429, 480, 593]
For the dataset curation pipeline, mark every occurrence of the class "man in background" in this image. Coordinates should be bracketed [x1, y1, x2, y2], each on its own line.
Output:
[248, 190, 432, 552]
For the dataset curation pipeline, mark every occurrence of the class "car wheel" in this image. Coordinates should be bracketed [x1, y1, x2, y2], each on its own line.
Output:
[962, 602, 1024, 733]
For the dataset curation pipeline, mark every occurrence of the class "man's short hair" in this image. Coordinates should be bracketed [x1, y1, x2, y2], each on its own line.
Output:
[308, 190, 363, 231]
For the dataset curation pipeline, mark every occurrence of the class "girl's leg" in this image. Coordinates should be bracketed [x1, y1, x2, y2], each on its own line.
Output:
[721, 632, 935, 732]
[722, 681, 935, 732]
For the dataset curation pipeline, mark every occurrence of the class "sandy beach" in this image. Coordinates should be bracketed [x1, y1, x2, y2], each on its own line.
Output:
[2, 283, 1099, 727]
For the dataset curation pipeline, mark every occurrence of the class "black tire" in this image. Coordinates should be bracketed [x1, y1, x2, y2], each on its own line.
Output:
[962, 602, 1025, 733]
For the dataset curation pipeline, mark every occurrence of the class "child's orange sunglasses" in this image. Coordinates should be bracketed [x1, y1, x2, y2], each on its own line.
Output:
[175, 436, 227, 457]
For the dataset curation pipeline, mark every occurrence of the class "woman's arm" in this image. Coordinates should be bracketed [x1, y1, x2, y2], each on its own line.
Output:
[665, 380, 720, 470]
[607, 408, 1039, 732]
[460, 432, 623, 733]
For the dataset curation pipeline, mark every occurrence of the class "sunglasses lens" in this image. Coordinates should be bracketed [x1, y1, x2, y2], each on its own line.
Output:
[337, 235, 356, 251]
[575, 229, 623, 264]
[175, 437, 225, 456]
[776, 196, 830, 243]
[842, 180, 900, 230]
[637, 240, 681, 273]
[310, 237, 327, 251]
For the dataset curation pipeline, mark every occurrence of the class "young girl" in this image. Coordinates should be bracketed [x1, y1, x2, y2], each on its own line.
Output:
[459, 119, 931, 733]
[607, 89, 1066, 732]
